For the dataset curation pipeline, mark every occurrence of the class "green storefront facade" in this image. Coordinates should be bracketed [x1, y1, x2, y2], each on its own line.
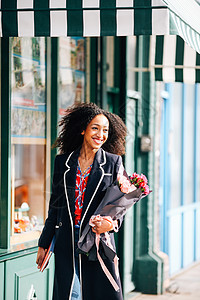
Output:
[0, 35, 164, 299]
[2, 2, 200, 299]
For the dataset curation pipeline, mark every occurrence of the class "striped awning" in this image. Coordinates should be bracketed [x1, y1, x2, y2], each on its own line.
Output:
[150, 35, 200, 84]
[1, 0, 200, 53]
[163, 0, 200, 54]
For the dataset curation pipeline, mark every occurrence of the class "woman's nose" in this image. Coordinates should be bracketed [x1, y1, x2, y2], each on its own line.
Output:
[97, 129, 103, 138]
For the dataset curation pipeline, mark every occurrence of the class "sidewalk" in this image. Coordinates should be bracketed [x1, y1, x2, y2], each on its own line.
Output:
[128, 262, 200, 300]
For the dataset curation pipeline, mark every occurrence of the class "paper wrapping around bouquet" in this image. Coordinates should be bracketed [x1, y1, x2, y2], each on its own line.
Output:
[98, 185, 143, 219]
[78, 183, 145, 255]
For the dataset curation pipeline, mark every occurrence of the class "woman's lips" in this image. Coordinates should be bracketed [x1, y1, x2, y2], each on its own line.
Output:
[93, 138, 103, 145]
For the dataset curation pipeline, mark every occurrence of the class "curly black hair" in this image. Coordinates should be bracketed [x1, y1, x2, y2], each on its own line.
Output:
[53, 103, 127, 155]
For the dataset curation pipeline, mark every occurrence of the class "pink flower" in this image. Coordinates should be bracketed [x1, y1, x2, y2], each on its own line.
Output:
[132, 172, 139, 178]
[141, 174, 148, 184]
[118, 175, 136, 194]
[118, 173, 150, 195]
[117, 175, 128, 186]
[120, 181, 136, 194]
[144, 185, 150, 195]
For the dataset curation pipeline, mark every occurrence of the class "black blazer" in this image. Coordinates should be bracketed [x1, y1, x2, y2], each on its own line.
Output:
[38, 147, 124, 300]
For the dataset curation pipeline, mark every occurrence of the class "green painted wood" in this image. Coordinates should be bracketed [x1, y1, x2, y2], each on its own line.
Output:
[0, 245, 38, 262]
[51, 38, 58, 176]
[0, 262, 4, 300]
[100, 37, 108, 110]
[123, 98, 137, 294]
[115, 37, 126, 119]
[133, 35, 164, 294]
[5, 252, 54, 300]
[113, 37, 120, 115]
[0, 37, 11, 249]
[90, 38, 98, 104]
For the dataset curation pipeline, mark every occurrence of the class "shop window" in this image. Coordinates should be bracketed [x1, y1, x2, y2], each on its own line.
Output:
[58, 37, 85, 118]
[10, 38, 46, 244]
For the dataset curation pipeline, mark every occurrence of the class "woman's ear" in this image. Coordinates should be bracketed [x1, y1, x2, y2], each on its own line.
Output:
[81, 131, 85, 135]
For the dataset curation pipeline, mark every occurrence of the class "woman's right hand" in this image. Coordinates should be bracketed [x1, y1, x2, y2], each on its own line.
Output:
[36, 247, 47, 269]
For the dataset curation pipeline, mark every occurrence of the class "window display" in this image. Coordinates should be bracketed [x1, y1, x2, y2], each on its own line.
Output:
[10, 37, 46, 244]
[58, 37, 85, 118]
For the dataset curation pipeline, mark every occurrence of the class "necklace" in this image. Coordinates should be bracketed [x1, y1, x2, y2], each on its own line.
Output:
[78, 160, 93, 175]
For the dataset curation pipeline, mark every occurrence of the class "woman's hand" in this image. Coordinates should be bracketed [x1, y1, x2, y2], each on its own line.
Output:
[36, 247, 47, 269]
[92, 218, 118, 234]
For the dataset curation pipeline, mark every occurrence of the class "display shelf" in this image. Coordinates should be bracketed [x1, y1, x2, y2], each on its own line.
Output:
[10, 230, 41, 246]
[14, 207, 30, 212]
[11, 137, 46, 145]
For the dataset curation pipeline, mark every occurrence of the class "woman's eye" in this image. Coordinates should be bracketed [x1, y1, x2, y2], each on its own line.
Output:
[92, 127, 98, 130]
[104, 129, 108, 132]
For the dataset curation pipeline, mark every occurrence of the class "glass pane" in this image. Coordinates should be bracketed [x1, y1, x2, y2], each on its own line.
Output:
[106, 36, 114, 88]
[169, 83, 182, 209]
[127, 36, 137, 91]
[184, 85, 195, 205]
[10, 37, 46, 244]
[58, 37, 85, 119]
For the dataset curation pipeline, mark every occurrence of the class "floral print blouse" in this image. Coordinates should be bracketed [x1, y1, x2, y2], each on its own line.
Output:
[74, 162, 92, 228]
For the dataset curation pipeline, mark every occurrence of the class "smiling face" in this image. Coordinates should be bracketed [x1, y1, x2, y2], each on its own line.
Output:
[82, 114, 109, 151]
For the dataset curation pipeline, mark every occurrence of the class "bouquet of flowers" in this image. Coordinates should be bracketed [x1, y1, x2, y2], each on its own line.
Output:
[78, 171, 151, 291]
[119, 172, 150, 195]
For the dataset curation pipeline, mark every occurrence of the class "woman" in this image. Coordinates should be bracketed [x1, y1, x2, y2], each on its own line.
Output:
[36, 103, 127, 300]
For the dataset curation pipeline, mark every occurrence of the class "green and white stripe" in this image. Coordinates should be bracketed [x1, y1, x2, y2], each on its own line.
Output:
[0, 0, 168, 37]
[0, 0, 200, 55]
[150, 35, 200, 84]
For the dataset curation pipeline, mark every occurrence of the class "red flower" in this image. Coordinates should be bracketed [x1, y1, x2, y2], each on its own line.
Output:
[118, 172, 150, 195]
[139, 181, 146, 188]
[129, 172, 150, 195]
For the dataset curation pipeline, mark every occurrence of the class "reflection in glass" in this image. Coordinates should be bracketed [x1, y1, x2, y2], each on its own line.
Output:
[58, 37, 85, 118]
[10, 37, 46, 244]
